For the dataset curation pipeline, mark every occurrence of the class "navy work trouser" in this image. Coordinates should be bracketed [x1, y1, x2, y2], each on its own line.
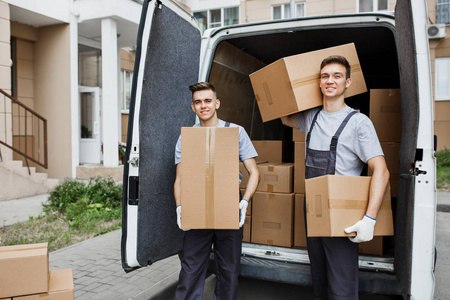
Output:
[174, 228, 243, 300]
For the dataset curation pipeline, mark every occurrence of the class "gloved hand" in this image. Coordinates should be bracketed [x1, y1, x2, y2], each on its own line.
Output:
[239, 199, 249, 228]
[344, 215, 376, 243]
[176, 205, 182, 229]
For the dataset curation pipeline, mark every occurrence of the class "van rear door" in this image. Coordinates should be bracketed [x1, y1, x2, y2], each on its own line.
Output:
[121, 0, 201, 271]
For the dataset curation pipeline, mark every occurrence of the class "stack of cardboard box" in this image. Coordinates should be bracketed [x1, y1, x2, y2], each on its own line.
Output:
[0, 243, 74, 300]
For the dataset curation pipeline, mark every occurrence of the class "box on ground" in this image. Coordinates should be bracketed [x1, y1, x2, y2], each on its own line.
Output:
[240, 188, 252, 215]
[252, 140, 284, 163]
[369, 89, 401, 143]
[14, 269, 74, 300]
[180, 127, 239, 229]
[293, 130, 305, 142]
[243, 216, 251, 242]
[251, 192, 294, 247]
[257, 163, 294, 193]
[305, 175, 394, 237]
[359, 236, 383, 256]
[249, 43, 367, 122]
[294, 142, 306, 194]
[0, 243, 49, 298]
[294, 194, 307, 247]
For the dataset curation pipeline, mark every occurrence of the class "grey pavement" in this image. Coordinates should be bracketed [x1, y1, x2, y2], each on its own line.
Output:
[0, 192, 450, 299]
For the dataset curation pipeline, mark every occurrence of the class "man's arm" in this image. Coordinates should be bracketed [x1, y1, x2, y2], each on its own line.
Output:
[281, 114, 299, 129]
[366, 155, 390, 219]
[242, 158, 260, 201]
[174, 163, 181, 206]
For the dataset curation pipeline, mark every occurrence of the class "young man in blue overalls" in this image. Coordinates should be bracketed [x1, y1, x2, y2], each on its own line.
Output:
[173, 82, 260, 300]
[282, 56, 390, 299]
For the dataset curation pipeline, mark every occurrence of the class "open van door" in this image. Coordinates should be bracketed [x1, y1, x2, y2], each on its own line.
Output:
[394, 0, 436, 298]
[121, 0, 201, 271]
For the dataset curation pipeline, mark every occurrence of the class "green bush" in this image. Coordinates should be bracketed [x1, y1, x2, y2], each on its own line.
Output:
[44, 178, 86, 213]
[436, 148, 450, 169]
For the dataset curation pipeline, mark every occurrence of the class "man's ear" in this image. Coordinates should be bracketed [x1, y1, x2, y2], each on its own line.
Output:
[345, 78, 352, 88]
[191, 102, 196, 112]
[215, 99, 220, 109]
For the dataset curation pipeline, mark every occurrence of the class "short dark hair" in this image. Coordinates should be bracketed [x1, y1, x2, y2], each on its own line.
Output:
[189, 82, 217, 98]
[320, 55, 351, 79]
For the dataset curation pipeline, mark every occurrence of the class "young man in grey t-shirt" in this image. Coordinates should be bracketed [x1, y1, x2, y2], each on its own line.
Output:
[282, 55, 390, 299]
[173, 82, 259, 300]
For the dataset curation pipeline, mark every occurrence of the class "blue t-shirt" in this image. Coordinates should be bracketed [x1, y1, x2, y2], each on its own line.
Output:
[174, 119, 258, 165]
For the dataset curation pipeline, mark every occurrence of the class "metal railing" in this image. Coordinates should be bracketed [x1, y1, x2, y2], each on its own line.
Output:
[0, 89, 48, 172]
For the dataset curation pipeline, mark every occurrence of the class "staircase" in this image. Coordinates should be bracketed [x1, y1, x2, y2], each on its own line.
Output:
[0, 89, 59, 201]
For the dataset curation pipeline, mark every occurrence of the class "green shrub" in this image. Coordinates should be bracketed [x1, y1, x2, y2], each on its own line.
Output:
[45, 178, 86, 213]
[436, 148, 450, 169]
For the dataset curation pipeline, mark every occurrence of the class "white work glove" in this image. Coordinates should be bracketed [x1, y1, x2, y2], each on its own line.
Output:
[239, 199, 249, 228]
[176, 205, 190, 231]
[344, 215, 376, 243]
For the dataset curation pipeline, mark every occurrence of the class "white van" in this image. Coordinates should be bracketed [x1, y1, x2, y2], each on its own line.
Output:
[121, 0, 437, 298]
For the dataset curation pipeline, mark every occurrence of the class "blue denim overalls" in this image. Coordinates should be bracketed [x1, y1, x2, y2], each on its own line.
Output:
[305, 108, 360, 300]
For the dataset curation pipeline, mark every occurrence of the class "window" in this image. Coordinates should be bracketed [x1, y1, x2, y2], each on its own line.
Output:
[272, 2, 306, 20]
[437, 0, 450, 24]
[435, 57, 450, 101]
[358, 0, 389, 12]
[121, 70, 133, 111]
[194, 7, 239, 34]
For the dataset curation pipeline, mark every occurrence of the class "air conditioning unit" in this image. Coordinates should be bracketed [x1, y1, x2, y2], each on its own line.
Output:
[427, 24, 447, 39]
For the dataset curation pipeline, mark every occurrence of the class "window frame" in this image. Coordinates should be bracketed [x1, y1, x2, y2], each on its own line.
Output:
[357, 0, 390, 13]
[272, 2, 306, 20]
[121, 69, 133, 113]
[435, 57, 450, 101]
[193, 6, 240, 34]
[437, 0, 450, 24]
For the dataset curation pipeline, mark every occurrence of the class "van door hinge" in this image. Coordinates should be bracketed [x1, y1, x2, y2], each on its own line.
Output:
[400, 167, 427, 179]
[128, 176, 139, 205]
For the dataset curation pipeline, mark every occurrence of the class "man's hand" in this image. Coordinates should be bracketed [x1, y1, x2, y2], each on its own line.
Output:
[344, 215, 376, 243]
[176, 205, 190, 231]
[239, 199, 249, 228]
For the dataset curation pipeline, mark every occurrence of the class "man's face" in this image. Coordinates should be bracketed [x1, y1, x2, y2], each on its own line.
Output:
[319, 63, 352, 98]
[191, 89, 220, 121]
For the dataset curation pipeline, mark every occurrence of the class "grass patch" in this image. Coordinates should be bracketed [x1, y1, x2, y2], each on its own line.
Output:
[436, 148, 450, 190]
[0, 177, 122, 252]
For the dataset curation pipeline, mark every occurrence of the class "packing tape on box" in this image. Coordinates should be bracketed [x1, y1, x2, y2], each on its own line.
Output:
[290, 63, 362, 89]
[329, 199, 391, 210]
[268, 165, 274, 172]
[267, 185, 274, 192]
[205, 128, 215, 228]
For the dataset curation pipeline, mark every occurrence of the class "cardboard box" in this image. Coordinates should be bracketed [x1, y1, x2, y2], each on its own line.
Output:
[257, 163, 294, 193]
[294, 194, 307, 247]
[368, 142, 400, 197]
[239, 160, 267, 190]
[359, 236, 383, 256]
[251, 192, 294, 247]
[252, 140, 284, 163]
[293, 130, 305, 142]
[0, 243, 49, 298]
[250, 43, 367, 122]
[180, 127, 239, 229]
[305, 175, 394, 237]
[240, 189, 252, 215]
[14, 269, 74, 300]
[370, 89, 401, 142]
[294, 142, 306, 193]
[243, 216, 251, 242]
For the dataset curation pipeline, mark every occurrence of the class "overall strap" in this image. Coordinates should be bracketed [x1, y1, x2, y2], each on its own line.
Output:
[224, 121, 230, 127]
[306, 108, 323, 145]
[330, 111, 358, 151]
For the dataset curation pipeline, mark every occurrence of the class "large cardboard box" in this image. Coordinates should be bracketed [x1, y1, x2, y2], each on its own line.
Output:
[243, 216, 251, 242]
[250, 43, 367, 122]
[257, 163, 294, 193]
[305, 175, 394, 237]
[251, 192, 294, 247]
[294, 142, 306, 193]
[370, 89, 401, 142]
[180, 127, 239, 229]
[14, 269, 74, 300]
[293, 130, 305, 142]
[0, 243, 49, 298]
[359, 236, 383, 256]
[240, 189, 252, 215]
[294, 194, 307, 247]
[252, 140, 284, 163]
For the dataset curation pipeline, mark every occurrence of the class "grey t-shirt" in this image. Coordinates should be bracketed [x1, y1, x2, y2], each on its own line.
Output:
[174, 119, 258, 165]
[295, 105, 383, 176]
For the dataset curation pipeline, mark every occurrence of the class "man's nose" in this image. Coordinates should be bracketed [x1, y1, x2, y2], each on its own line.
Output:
[200, 100, 207, 107]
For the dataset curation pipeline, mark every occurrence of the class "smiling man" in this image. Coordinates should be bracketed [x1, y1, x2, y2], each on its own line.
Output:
[282, 55, 389, 299]
[173, 82, 259, 300]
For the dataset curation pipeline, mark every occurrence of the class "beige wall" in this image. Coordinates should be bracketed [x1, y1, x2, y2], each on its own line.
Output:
[34, 24, 72, 178]
[0, 1, 12, 161]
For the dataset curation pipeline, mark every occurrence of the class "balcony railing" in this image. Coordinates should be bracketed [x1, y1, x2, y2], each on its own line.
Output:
[0, 89, 48, 171]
